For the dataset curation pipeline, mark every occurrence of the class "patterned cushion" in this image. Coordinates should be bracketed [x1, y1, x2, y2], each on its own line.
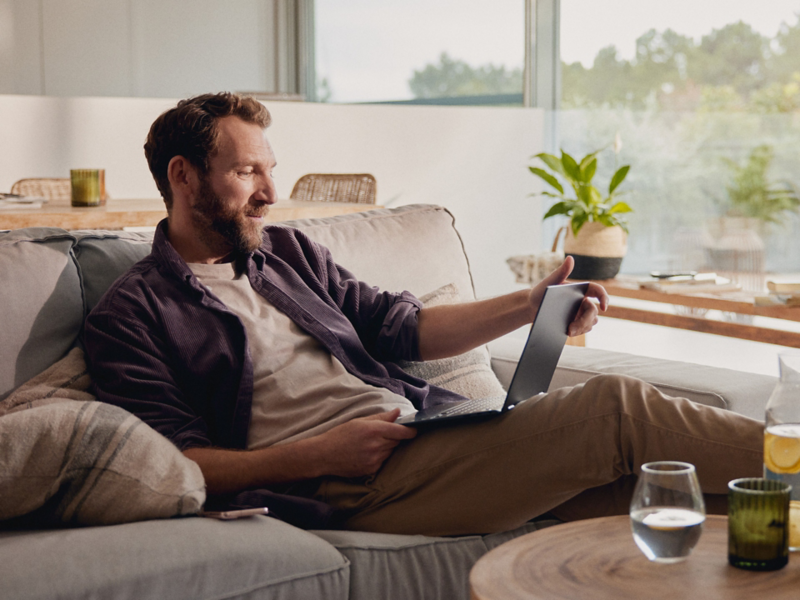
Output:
[0, 349, 204, 526]
[398, 284, 507, 400]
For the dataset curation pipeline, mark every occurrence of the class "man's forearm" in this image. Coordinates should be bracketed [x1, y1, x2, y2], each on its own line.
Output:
[416, 289, 534, 361]
[183, 409, 416, 496]
[183, 438, 325, 495]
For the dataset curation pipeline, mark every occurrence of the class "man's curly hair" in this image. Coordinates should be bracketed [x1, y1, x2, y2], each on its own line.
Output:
[144, 92, 271, 210]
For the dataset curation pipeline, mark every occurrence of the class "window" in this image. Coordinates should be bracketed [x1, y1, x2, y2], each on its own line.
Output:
[314, 0, 525, 105]
[557, 1, 800, 281]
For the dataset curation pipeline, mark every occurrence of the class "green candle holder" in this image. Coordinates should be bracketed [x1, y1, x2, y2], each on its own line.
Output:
[728, 478, 791, 571]
[70, 169, 105, 207]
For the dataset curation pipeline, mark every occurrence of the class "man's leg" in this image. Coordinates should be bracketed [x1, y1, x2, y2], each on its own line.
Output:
[317, 374, 763, 536]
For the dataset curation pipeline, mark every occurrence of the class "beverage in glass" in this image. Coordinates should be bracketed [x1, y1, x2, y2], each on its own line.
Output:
[764, 353, 800, 551]
[630, 461, 706, 563]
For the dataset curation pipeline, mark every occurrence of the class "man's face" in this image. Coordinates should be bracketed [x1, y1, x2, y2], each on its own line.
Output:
[190, 116, 277, 257]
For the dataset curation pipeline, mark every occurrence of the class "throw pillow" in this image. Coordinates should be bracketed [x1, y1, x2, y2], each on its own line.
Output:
[0, 349, 205, 526]
[399, 284, 507, 400]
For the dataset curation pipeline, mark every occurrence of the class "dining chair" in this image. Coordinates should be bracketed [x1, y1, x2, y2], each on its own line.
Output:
[11, 177, 110, 203]
[289, 174, 376, 205]
[10, 178, 72, 201]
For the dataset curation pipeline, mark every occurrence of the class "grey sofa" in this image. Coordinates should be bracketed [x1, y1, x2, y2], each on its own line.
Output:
[0, 204, 776, 600]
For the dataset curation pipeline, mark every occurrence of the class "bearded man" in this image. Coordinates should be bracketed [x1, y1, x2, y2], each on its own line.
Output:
[83, 92, 762, 534]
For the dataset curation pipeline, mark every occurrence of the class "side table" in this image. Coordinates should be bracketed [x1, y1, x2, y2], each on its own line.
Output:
[470, 515, 800, 600]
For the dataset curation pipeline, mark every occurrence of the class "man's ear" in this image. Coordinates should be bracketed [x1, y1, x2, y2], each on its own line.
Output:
[167, 156, 199, 201]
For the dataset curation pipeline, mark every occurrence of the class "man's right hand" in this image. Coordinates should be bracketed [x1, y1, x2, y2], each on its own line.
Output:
[310, 408, 417, 478]
[183, 408, 416, 495]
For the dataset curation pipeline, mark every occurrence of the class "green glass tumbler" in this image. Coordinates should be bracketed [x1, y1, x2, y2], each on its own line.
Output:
[728, 478, 791, 571]
[70, 169, 104, 207]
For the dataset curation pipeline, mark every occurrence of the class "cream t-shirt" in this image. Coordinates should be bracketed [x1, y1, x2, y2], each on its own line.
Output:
[189, 262, 415, 449]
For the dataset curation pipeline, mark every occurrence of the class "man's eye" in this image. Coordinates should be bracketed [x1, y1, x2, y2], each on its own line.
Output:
[239, 171, 254, 176]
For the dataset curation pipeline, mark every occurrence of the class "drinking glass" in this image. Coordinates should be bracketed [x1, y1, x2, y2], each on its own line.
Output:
[70, 169, 105, 207]
[630, 461, 706, 563]
[728, 478, 790, 571]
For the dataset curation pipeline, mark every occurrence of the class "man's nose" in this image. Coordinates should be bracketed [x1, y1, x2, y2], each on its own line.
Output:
[254, 174, 277, 204]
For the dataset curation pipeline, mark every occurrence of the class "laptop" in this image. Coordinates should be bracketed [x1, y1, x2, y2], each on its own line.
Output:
[396, 282, 589, 428]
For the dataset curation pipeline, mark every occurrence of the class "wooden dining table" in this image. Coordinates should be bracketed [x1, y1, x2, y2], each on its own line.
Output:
[0, 197, 380, 231]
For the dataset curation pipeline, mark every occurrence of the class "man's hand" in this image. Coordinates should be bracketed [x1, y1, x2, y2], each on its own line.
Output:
[528, 256, 610, 337]
[183, 409, 416, 495]
[311, 409, 417, 478]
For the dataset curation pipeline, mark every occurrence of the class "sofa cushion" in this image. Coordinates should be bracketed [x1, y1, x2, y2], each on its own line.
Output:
[72, 229, 154, 312]
[398, 283, 506, 400]
[0, 400, 205, 526]
[0, 228, 83, 400]
[311, 519, 558, 600]
[283, 204, 477, 301]
[0, 348, 204, 526]
[0, 516, 349, 600]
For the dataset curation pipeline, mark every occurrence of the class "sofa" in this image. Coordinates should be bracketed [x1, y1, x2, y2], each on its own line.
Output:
[0, 203, 777, 600]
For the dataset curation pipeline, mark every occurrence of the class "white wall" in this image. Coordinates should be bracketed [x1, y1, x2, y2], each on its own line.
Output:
[0, 94, 545, 298]
[0, 0, 284, 98]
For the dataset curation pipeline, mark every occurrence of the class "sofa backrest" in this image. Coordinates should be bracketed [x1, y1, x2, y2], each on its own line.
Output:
[0, 228, 84, 399]
[0, 204, 475, 399]
[282, 205, 476, 300]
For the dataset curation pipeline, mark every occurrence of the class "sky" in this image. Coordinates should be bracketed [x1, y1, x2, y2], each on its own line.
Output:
[315, 0, 800, 102]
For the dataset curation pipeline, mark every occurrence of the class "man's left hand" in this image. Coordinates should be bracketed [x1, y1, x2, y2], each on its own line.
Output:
[528, 256, 609, 337]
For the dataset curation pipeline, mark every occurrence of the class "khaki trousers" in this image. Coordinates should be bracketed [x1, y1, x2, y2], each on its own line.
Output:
[315, 374, 764, 536]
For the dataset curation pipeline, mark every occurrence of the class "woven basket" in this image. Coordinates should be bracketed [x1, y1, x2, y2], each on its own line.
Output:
[553, 222, 627, 280]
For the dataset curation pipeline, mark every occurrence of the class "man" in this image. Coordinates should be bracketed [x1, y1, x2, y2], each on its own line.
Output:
[83, 92, 762, 536]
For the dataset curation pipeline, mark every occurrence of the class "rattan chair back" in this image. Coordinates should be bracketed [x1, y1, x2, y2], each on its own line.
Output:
[11, 178, 72, 201]
[289, 174, 376, 205]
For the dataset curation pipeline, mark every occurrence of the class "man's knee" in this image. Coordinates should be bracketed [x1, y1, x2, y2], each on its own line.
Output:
[577, 373, 654, 414]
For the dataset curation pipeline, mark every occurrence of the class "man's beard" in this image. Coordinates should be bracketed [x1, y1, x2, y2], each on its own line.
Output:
[191, 177, 266, 257]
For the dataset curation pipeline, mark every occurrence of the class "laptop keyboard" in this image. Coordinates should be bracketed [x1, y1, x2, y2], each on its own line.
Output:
[438, 395, 506, 416]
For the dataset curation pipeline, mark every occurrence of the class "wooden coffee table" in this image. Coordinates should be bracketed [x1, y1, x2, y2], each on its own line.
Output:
[470, 515, 800, 600]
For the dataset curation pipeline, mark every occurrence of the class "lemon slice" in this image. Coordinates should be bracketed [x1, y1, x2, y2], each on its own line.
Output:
[765, 428, 800, 474]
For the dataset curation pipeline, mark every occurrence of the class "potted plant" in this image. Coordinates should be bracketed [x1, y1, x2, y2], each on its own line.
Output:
[529, 144, 633, 280]
[706, 144, 799, 289]
[720, 144, 799, 226]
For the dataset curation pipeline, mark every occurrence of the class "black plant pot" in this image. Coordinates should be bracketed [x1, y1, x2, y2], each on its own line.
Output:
[566, 254, 623, 281]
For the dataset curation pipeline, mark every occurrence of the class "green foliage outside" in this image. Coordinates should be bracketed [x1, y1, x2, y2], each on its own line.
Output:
[722, 144, 800, 223]
[408, 17, 800, 113]
[562, 19, 800, 112]
[408, 52, 522, 99]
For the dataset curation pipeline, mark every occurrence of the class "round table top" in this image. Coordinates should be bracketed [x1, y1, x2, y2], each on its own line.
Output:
[470, 515, 800, 600]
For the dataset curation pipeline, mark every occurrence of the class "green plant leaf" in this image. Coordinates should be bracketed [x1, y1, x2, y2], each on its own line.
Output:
[543, 201, 572, 220]
[581, 158, 597, 183]
[608, 201, 633, 214]
[608, 165, 630, 194]
[571, 213, 589, 236]
[528, 167, 564, 194]
[533, 153, 565, 176]
[539, 191, 568, 199]
[579, 150, 600, 170]
[561, 151, 581, 182]
[597, 214, 616, 227]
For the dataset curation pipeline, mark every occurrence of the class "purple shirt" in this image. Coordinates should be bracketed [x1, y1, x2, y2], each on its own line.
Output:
[83, 219, 465, 453]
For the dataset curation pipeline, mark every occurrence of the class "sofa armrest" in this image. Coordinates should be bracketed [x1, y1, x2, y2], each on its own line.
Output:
[488, 337, 775, 422]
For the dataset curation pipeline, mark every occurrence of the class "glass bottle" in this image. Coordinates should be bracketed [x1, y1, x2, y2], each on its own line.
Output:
[764, 352, 800, 551]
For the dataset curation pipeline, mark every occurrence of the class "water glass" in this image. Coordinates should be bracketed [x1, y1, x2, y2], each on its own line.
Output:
[630, 461, 706, 563]
[728, 478, 790, 571]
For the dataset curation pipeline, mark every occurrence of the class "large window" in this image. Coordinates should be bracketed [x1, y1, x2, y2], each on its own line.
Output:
[314, 0, 525, 105]
[558, 1, 800, 282]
